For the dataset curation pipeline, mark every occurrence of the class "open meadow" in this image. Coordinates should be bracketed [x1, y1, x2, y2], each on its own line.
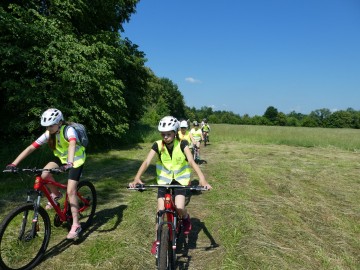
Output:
[0, 124, 359, 269]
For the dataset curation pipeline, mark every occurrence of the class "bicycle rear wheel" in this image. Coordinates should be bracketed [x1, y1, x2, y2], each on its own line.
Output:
[0, 203, 51, 270]
[77, 180, 97, 229]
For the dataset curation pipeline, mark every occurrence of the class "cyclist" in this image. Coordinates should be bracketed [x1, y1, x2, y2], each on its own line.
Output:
[190, 121, 204, 159]
[5, 108, 86, 239]
[178, 120, 195, 146]
[201, 119, 211, 142]
[128, 116, 212, 254]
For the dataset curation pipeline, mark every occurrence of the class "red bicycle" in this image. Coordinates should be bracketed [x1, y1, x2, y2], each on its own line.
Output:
[0, 168, 97, 270]
[129, 184, 207, 270]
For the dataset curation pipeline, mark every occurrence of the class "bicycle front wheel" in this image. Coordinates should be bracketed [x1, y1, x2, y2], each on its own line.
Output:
[0, 203, 51, 270]
[77, 180, 97, 229]
[158, 225, 175, 270]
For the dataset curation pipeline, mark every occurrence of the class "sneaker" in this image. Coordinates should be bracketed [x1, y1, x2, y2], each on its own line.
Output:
[45, 193, 63, 210]
[151, 240, 159, 255]
[183, 215, 192, 235]
[66, 225, 82, 240]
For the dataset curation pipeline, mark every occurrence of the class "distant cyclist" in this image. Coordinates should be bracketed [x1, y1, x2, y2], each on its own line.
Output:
[190, 121, 204, 158]
[201, 119, 211, 143]
[178, 120, 195, 147]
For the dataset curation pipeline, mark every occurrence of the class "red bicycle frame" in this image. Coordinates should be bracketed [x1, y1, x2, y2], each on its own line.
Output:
[30, 171, 90, 222]
[159, 192, 180, 250]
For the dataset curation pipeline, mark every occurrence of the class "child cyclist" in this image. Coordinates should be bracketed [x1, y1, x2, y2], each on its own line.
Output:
[178, 120, 194, 145]
[190, 120, 204, 158]
[129, 116, 212, 254]
[5, 108, 86, 239]
[201, 119, 211, 142]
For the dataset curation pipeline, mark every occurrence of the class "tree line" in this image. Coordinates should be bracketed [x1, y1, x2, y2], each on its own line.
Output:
[1, 1, 358, 146]
[186, 106, 360, 129]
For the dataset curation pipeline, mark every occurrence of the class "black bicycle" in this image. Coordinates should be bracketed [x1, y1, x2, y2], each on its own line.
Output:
[192, 145, 200, 164]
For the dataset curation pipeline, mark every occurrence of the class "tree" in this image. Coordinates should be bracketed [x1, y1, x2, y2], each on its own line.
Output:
[1, 0, 149, 140]
[263, 106, 278, 124]
[327, 111, 352, 128]
[309, 108, 332, 127]
[276, 112, 287, 126]
[159, 78, 186, 118]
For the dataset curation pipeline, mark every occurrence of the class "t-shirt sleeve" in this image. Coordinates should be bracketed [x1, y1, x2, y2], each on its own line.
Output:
[65, 126, 78, 142]
[151, 142, 159, 152]
[180, 139, 188, 153]
[32, 132, 49, 148]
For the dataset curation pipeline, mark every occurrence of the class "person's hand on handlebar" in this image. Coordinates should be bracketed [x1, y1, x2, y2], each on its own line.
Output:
[202, 183, 212, 190]
[129, 178, 144, 188]
[5, 163, 17, 172]
[199, 180, 212, 190]
[59, 162, 73, 172]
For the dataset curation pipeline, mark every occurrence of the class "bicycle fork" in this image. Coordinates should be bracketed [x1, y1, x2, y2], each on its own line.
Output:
[157, 211, 177, 253]
[21, 191, 42, 241]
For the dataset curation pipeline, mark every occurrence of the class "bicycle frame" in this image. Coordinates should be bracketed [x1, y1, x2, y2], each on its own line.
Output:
[32, 175, 69, 221]
[7, 168, 92, 223]
[157, 189, 180, 250]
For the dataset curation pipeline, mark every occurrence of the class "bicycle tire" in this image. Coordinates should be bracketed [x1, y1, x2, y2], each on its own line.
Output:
[76, 180, 97, 229]
[158, 225, 175, 270]
[0, 203, 51, 270]
[193, 146, 198, 163]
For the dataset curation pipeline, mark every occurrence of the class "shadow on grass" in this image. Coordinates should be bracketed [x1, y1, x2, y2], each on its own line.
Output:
[42, 204, 127, 262]
[176, 218, 219, 270]
[177, 180, 219, 269]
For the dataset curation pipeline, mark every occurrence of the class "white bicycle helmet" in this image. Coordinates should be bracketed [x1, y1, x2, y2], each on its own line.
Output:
[158, 116, 179, 132]
[180, 120, 188, 128]
[40, 108, 64, 126]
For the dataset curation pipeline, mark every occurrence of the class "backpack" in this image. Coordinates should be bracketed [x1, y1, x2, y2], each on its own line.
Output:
[64, 123, 89, 147]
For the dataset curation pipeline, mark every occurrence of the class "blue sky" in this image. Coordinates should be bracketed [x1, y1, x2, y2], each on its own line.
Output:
[123, 0, 360, 116]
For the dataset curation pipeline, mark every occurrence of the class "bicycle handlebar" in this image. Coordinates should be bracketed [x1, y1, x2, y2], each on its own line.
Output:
[3, 168, 62, 174]
[128, 184, 208, 192]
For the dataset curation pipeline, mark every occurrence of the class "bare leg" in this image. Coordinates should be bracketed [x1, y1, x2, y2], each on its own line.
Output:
[67, 179, 79, 226]
[41, 161, 61, 196]
[175, 194, 187, 218]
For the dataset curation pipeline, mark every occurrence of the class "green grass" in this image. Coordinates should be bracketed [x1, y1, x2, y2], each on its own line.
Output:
[210, 124, 360, 151]
[0, 125, 359, 269]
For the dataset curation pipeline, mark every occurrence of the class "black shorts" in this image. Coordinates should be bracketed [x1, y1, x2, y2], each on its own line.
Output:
[51, 157, 83, 181]
[157, 180, 188, 198]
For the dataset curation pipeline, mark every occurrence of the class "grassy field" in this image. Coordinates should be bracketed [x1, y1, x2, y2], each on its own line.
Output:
[0, 124, 359, 269]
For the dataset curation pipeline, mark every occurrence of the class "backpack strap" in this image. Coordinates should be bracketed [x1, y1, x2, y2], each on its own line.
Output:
[63, 125, 70, 142]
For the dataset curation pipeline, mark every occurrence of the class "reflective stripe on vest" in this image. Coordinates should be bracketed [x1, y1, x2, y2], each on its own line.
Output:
[156, 140, 191, 185]
[53, 125, 86, 168]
